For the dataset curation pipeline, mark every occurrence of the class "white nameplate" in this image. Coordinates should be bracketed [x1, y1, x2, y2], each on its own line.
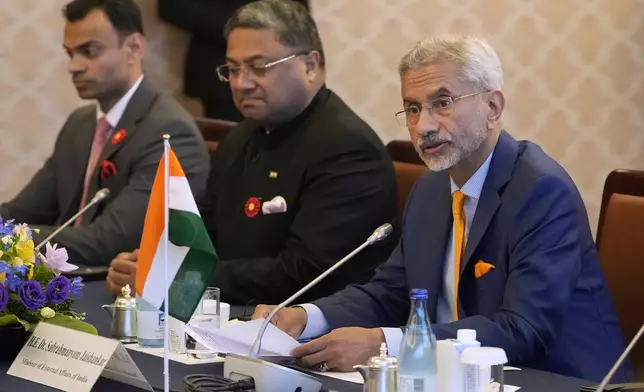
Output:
[7, 322, 152, 392]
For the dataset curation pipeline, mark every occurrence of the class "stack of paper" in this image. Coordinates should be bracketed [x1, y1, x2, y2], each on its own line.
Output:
[185, 318, 300, 356]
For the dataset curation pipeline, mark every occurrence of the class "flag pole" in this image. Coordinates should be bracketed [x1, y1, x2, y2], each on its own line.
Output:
[162, 134, 171, 392]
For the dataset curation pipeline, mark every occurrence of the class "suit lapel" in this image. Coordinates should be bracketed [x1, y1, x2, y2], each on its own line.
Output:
[462, 180, 501, 270]
[420, 173, 452, 321]
[461, 131, 519, 272]
[84, 78, 158, 222]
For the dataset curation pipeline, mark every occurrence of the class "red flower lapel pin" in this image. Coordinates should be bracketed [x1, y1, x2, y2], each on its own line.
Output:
[111, 129, 127, 145]
[244, 197, 261, 218]
[100, 160, 118, 180]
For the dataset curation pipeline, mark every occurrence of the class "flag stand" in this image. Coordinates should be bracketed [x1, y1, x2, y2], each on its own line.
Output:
[162, 134, 171, 392]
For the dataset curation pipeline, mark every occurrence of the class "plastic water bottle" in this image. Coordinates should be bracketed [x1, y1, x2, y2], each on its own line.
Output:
[136, 296, 164, 348]
[398, 288, 437, 392]
[436, 329, 481, 392]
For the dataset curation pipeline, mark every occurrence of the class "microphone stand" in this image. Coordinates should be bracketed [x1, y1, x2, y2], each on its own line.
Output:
[223, 223, 393, 392]
[595, 323, 644, 391]
[250, 242, 369, 357]
[35, 188, 110, 250]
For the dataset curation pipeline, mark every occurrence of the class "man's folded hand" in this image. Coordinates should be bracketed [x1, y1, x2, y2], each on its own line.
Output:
[291, 327, 385, 372]
[106, 249, 139, 295]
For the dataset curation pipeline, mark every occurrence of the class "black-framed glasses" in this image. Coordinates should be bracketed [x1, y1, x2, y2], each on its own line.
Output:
[395, 91, 487, 127]
[216, 51, 312, 82]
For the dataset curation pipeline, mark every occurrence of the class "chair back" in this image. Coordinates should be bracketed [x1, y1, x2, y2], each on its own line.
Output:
[385, 140, 427, 215]
[596, 169, 644, 380]
[386, 140, 423, 165]
[597, 169, 644, 248]
[195, 117, 237, 152]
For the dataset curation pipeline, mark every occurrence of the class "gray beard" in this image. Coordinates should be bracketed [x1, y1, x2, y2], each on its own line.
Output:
[415, 127, 488, 172]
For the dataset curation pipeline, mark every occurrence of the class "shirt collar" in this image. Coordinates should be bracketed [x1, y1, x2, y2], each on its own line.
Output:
[96, 75, 144, 127]
[450, 148, 495, 200]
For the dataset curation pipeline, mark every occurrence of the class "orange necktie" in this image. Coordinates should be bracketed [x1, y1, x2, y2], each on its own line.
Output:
[452, 190, 466, 320]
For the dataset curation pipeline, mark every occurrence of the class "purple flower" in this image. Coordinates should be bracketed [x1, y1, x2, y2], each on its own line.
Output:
[0, 283, 7, 312]
[5, 272, 21, 292]
[18, 281, 45, 311]
[70, 276, 84, 298]
[0, 217, 13, 237]
[0, 225, 11, 237]
[46, 276, 71, 305]
[13, 265, 28, 277]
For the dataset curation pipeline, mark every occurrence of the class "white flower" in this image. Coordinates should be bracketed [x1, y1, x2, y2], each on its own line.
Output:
[40, 307, 55, 319]
[40, 243, 78, 276]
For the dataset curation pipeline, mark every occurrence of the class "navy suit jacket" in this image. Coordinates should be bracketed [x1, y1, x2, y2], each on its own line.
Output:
[313, 131, 630, 382]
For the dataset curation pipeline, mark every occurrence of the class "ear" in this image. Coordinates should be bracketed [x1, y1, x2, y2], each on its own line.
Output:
[124, 33, 147, 61]
[486, 90, 505, 130]
[303, 50, 321, 82]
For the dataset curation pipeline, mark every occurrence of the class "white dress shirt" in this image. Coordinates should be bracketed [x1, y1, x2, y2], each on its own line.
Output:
[299, 149, 495, 357]
[96, 75, 144, 128]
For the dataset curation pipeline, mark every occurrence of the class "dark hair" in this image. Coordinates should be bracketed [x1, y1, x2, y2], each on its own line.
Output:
[225, 0, 325, 67]
[63, 0, 144, 37]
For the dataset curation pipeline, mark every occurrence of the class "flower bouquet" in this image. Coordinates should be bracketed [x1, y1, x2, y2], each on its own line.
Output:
[0, 217, 97, 345]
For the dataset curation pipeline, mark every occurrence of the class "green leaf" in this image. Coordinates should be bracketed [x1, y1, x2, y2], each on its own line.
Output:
[32, 265, 54, 283]
[44, 314, 98, 335]
[0, 314, 32, 330]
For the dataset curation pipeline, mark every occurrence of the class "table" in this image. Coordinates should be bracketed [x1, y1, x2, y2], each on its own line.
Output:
[0, 281, 590, 392]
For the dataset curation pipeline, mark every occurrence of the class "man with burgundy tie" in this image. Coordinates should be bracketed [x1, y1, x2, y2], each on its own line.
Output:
[0, 0, 209, 267]
[252, 34, 631, 382]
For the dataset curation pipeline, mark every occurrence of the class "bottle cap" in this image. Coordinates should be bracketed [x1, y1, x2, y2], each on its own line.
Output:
[460, 347, 508, 366]
[410, 288, 428, 299]
[457, 329, 477, 343]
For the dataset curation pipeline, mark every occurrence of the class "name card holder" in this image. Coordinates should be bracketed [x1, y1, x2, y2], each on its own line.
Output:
[7, 322, 152, 392]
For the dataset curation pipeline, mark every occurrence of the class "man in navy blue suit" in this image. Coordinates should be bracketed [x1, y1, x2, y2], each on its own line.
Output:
[252, 34, 629, 381]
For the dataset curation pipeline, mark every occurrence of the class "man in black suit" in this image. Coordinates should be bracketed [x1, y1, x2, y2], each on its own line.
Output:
[107, 0, 398, 305]
[158, 0, 309, 121]
[0, 0, 209, 267]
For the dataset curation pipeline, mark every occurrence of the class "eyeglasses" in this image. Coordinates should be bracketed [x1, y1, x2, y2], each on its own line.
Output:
[395, 91, 486, 127]
[216, 51, 311, 82]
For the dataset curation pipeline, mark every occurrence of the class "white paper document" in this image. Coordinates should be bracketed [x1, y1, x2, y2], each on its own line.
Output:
[185, 318, 300, 356]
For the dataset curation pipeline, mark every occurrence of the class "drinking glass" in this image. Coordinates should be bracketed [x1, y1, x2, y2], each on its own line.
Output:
[193, 287, 221, 327]
[186, 287, 220, 353]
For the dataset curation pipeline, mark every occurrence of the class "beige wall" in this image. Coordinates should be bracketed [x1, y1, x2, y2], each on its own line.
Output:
[1, 0, 643, 234]
[0, 0, 199, 199]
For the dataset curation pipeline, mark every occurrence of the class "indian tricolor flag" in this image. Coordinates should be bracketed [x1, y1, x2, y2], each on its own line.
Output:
[135, 146, 218, 323]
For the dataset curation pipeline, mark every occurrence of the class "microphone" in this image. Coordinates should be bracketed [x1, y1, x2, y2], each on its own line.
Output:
[250, 223, 393, 358]
[35, 188, 110, 250]
[223, 223, 394, 392]
[593, 323, 644, 391]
